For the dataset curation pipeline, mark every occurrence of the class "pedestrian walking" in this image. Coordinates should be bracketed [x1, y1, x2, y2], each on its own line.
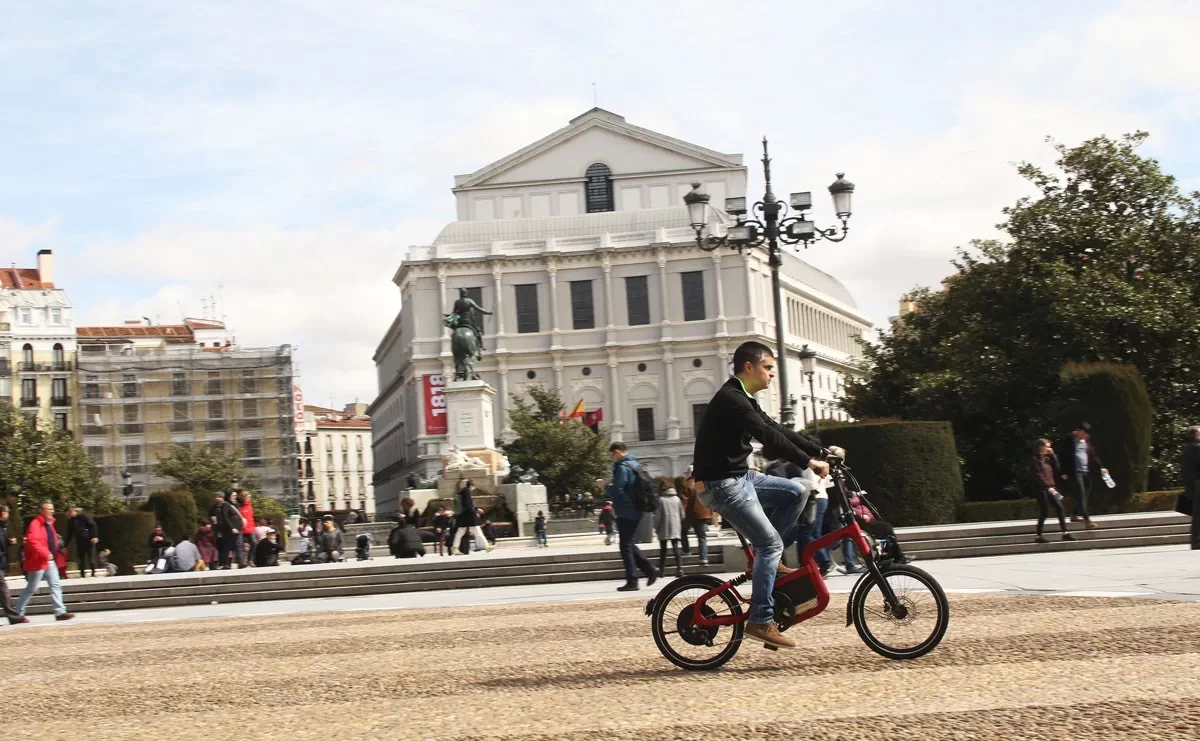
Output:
[1031, 438, 1074, 543]
[449, 480, 493, 555]
[598, 501, 616, 546]
[654, 479, 684, 578]
[534, 511, 548, 547]
[63, 506, 100, 578]
[1056, 422, 1110, 529]
[679, 474, 713, 566]
[692, 341, 826, 649]
[608, 441, 657, 592]
[1182, 425, 1200, 550]
[12, 500, 74, 623]
[0, 505, 21, 621]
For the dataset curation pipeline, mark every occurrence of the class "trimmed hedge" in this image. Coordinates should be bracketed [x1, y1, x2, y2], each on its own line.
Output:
[818, 420, 965, 527]
[96, 511, 155, 575]
[1056, 363, 1153, 511]
[144, 490, 199, 546]
[956, 489, 1184, 523]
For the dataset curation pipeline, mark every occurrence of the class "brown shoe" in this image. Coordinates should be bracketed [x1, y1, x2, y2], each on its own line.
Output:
[55, 612, 75, 621]
[1085, 520, 1098, 529]
[7, 615, 29, 625]
[776, 563, 796, 576]
[1070, 516, 1083, 522]
[745, 622, 796, 649]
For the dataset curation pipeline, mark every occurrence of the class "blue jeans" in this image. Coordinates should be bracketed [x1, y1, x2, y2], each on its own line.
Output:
[15, 566, 68, 616]
[616, 516, 653, 585]
[1073, 472, 1092, 519]
[535, 531, 547, 546]
[796, 497, 831, 570]
[681, 519, 709, 562]
[701, 471, 808, 624]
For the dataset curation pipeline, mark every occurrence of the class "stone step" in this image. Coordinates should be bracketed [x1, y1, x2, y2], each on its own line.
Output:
[19, 552, 724, 615]
[908, 531, 1191, 560]
[906, 523, 1191, 552]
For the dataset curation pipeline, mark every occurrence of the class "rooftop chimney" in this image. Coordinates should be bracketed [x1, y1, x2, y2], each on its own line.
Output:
[36, 249, 53, 287]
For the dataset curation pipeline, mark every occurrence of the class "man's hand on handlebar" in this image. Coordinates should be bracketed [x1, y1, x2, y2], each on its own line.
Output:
[808, 459, 829, 477]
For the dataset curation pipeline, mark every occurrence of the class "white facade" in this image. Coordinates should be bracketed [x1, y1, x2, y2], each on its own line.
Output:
[298, 405, 374, 517]
[371, 109, 872, 502]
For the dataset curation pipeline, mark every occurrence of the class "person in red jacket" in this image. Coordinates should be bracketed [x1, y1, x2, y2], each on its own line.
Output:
[237, 491, 256, 568]
[12, 500, 74, 623]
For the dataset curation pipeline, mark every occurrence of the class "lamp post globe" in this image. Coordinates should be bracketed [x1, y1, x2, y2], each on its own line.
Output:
[829, 173, 855, 219]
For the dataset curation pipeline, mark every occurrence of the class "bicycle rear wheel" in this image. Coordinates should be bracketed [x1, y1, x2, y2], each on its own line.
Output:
[650, 575, 744, 671]
[852, 564, 949, 660]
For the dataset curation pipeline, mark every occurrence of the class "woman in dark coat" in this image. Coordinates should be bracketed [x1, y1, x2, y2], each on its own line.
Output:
[449, 480, 491, 554]
[1031, 438, 1074, 544]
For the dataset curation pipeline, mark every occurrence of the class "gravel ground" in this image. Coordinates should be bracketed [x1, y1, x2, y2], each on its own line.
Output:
[1, 593, 1198, 740]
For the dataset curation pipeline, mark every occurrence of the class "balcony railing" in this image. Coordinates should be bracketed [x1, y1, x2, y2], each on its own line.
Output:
[170, 421, 194, 432]
[18, 361, 73, 372]
[82, 425, 105, 436]
[50, 396, 71, 407]
[120, 423, 144, 435]
[0, 360, 10, 376]
[240, 419, 262, 429]
[20, 397, 38, 408]
[205, 420, 227, 431]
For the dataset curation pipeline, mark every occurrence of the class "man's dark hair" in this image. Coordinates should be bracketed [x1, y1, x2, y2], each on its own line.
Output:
[732, 341, 774, 375]
[609, 441, 627, 454]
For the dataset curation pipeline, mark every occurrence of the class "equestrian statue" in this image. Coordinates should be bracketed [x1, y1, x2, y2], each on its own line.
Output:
[444, 288, 493, 381]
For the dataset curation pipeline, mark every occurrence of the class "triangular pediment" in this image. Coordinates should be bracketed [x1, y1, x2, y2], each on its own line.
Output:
[455, 108, 742, 190]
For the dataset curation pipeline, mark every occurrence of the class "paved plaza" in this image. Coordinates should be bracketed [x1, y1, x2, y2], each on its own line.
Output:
[0, 546, 1197, 739]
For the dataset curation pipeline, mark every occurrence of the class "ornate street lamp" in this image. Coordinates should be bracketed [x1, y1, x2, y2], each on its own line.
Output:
[684, 138, 854, 426]
[798, 344, 819, 434]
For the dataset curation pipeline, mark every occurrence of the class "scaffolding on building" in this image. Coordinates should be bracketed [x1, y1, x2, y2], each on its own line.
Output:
[75, 344, 300, 505]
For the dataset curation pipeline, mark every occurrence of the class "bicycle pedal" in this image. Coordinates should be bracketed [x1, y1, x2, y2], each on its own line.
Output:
[762, 642, 779, 651]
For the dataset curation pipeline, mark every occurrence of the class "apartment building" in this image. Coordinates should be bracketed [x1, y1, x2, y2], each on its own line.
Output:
[297, 404, 374, 518]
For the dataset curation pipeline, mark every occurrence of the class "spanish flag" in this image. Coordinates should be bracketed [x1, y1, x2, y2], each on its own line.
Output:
[567, 399, 586, 419]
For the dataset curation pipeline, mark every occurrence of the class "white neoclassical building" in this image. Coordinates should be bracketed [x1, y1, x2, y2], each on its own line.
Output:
[370, 108, 872, 502]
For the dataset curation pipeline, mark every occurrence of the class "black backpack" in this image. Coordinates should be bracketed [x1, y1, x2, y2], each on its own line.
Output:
[623, 461, 660, 513]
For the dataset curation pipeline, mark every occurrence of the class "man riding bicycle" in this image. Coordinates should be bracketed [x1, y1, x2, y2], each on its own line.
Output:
[692, 341, 827, 649]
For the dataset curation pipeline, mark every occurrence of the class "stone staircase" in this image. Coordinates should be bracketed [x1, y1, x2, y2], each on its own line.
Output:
[17, 546, 725, 616]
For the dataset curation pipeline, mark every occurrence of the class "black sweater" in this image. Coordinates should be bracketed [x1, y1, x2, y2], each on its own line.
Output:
[693, 377, 823, 481]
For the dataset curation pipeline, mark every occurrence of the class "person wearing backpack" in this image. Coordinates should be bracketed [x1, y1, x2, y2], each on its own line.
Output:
[607, 441, 658, 591]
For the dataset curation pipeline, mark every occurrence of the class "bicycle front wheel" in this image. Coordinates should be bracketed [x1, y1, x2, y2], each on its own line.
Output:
[651, 575, 744, 671]
[852, 564, 949, 660]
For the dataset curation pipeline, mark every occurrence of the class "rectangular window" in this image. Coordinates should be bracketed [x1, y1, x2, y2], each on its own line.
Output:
[51, 377, 67, 404]
[86, 446, 104, 465]
[50, 308, 62, 324]
[359, 476, 366, 494]
[243, 439, 262, 465]
[357, 451, 364, 468]
[209, 440, 225, 454]
[681, 271, 706, 321]
[625, 275, 650, 326]
[462, 286, 482, 305]
[18, 308, 31, 325]
[206, 372, 222, 395]
[691, 403, 708, 433]
[240, 370, 256, 394]
[21, 378, 36, 402]
[172, 401, 191, 432]
[84, 375, 100, 399]
[124, 444, 141, 465]
[121, 373, 139, 398]
[342, 452, 349, 467]
[344, 476, 351, 493]
[569, 280, 594, 330]
[84, 405, 102, 434]
[54, 413, 68, 431]
[241, 398, 260, 429]
[515, 284, 540, 334]
[636, 407, 656, 442]
[123, 404, 139, 423]
[171, 372, 187, 396]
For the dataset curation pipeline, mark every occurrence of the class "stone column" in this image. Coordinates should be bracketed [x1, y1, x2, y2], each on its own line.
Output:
[491, 264, 507, 353]
[663, 348, 679, 440]
[547, 258, 561, 351]
[607, 350, 624, 441]
[713, 252, 728, 338]
[497, 356, 512, 440]
[553, 353, 564, 395]
[602, 252, 616, 347]
[437, 266, 449, 359]
[657, 249, 671, 341]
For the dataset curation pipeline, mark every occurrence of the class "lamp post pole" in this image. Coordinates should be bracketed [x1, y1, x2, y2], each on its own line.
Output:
[684, 139, 854, 429]
[807, 372, 818, 434]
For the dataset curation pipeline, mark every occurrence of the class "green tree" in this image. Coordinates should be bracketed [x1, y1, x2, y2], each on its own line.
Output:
[154, 443, 257, 496]
[0, 403, 121, 517]
[503, 385, 609, 500]
[845, 133, 1200, 499]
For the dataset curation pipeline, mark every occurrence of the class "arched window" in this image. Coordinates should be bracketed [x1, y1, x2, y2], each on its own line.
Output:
[52, 343, 64, 369]
[22, 344, 33, 366]
[585, 163, 613, 213]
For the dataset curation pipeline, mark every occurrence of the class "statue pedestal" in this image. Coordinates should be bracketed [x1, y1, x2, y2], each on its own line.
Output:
[444, 380, 496, 452]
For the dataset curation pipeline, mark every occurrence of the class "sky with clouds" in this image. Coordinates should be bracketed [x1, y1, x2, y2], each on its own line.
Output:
[2, 0, 1197, 408]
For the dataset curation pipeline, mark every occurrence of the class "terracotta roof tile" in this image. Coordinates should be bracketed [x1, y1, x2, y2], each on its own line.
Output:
[316, 418, 371, 428]
[77, 325, 194, 339]
[0, 267, 53, 289]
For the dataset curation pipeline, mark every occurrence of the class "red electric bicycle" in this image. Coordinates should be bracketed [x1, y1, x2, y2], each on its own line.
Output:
[647, 455, 949, 670]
